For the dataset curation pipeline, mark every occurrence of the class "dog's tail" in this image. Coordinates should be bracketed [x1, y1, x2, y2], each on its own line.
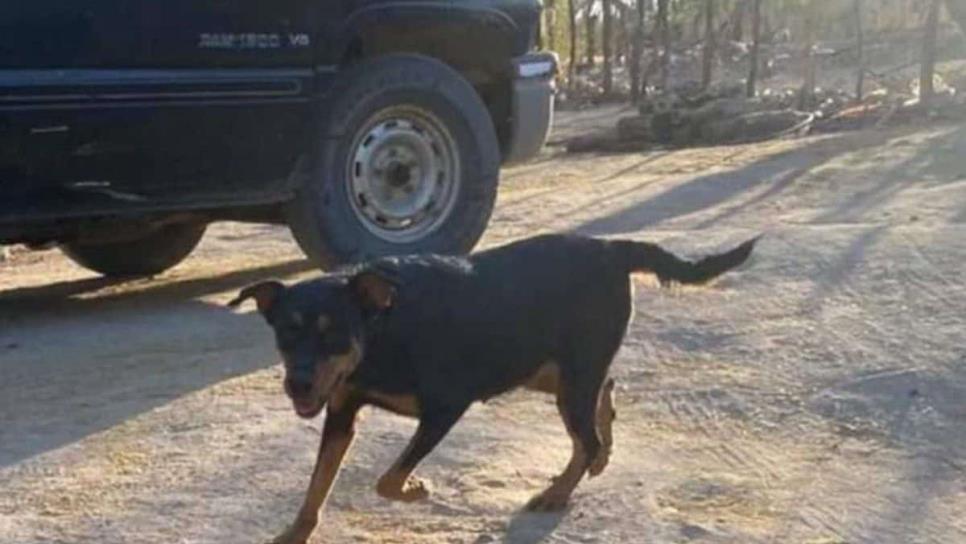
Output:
[612, 236, 759, 286]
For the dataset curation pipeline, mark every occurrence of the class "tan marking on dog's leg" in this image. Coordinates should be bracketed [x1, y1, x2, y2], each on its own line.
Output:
[366, 391, 421, 417]
[523, 361, 560, 394]
[526, 391, 589, 511]
[375, 430, 434, 503]
[375, 409, 465, 502]
[271, 388, 360, 544]
[527, 432, 588, 511]
[375, 465, 431, 502]
[589, 378, 616, 477]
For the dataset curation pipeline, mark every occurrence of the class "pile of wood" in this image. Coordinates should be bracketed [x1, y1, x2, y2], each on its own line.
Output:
[564, 72, 966, 155]
[816, 89, 966, 133]
[567, 83, 815, 153]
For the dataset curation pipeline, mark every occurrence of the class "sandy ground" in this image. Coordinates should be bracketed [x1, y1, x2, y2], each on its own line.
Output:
[2, 108, 965, 544]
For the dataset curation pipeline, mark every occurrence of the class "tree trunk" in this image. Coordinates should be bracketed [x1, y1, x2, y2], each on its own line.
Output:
[920, 0, 942, 106]
[731, 0, 745, 42]
[546, 0, 557, 53]
[602, 0, 613, 94]
[702, 0, 716, 89]
[567, 0, 578, 89]
[746, 0, 761, 97]
[630, 0, 647, 102]
[616, 8, 628, 67]
[797, 7, 817, 110]
[946, 0, 966, 37]
[854, 0, 865, 101]
[690, 12, 702, 42]
[586, 10, 598, 67]
[657, 0, 671, 91]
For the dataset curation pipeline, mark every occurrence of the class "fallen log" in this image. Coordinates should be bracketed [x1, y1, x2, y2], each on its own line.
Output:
[679, 82, 746, 108]
[616, 115, 655, 141]
[683, 97, 771, 126]
[701, 110, 814, 144]
[566, 132, 652, 153]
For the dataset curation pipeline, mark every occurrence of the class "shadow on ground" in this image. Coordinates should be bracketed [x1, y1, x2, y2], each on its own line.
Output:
[0, 258, 313, 467]
[504, 510, 567, 543]
[0, 258, 313, 318]
[570, 133, 878, 236]
[572, 125, 966, 236]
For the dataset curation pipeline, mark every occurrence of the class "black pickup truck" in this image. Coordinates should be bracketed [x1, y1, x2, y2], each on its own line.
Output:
[0, 1, 555, 276]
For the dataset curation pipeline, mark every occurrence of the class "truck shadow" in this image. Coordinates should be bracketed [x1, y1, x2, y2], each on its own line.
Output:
[0, 258, 313, 316]
[0, 258, 313, 468]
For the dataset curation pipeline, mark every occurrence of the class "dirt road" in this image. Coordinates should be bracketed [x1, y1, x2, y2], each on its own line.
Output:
[2, 109, 965, 543]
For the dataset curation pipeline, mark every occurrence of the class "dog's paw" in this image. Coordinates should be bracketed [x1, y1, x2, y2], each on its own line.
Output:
[377, 475, 432, 502]
[399, 476, 432, 501]
[587, 446, 611, 477]
[525, 487, 572, 512]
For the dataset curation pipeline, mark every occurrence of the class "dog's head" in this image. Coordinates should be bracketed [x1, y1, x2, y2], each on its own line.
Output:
[228, 271, 396, 418]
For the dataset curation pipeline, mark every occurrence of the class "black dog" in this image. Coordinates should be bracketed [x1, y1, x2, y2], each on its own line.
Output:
[229, 233, 757, 544]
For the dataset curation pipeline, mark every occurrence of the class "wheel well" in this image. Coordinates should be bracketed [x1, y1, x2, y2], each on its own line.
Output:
[341, 22, 514, 155]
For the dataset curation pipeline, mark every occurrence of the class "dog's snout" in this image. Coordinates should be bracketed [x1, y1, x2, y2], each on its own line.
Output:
[287, 378, 313, 398]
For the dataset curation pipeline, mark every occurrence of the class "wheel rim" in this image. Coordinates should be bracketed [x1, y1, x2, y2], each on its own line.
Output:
[346, 106, 461, 244]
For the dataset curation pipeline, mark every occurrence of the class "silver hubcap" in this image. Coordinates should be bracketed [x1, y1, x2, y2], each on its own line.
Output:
[347, 106, 460, 243]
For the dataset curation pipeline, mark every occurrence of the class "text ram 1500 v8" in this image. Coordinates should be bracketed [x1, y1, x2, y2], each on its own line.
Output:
[0, 0, 555, 276]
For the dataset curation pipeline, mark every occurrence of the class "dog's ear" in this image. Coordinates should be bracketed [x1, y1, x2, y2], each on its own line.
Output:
[349, 271, 395, 311]
[228, 281, 285, 314]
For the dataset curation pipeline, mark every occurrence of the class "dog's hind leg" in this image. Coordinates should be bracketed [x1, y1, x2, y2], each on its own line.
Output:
[376, 404, 467, 502]
[524, 364, 614, 478]
[526, 365, 607, 511]
[589, 377, 616, 477]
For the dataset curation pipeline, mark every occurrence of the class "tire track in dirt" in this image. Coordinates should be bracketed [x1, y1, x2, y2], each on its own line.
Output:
[496, 153, 674, 235]
[766, 227, 966, 544]
[898, 231, 964, 312]
[796, 502, 863, 542]
[658, 388, 783, 485]
[778, 227, 899, 360]
[715, 229, 881, 544]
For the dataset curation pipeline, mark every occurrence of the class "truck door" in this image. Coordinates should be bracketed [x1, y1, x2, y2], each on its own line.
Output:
[0, 1, 317, 205]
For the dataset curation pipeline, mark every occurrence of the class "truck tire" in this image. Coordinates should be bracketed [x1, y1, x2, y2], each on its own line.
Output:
[287, 54, 500, 267]
[60, 223, 206, 277]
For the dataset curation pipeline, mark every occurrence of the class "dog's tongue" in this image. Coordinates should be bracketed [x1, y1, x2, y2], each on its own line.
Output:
[294, 400, 317, 416]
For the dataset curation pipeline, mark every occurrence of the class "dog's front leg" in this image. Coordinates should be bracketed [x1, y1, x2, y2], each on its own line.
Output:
[375, 405, 466, 502]
[270, 389, 363, 544]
